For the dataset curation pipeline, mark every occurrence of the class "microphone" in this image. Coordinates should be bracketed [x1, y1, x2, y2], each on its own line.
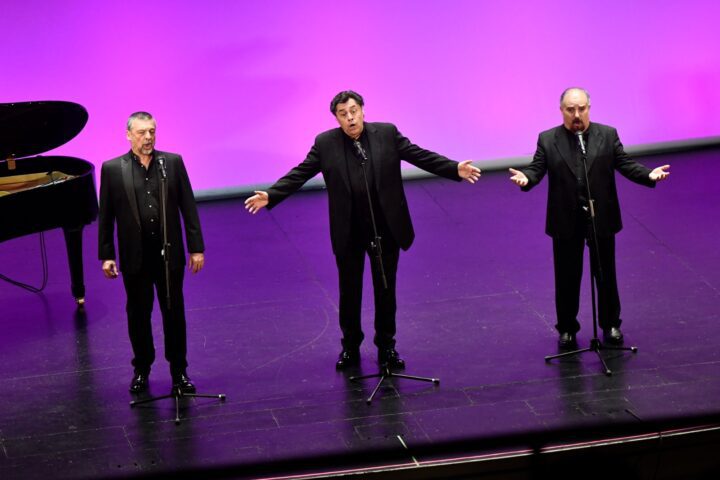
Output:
[353, 140, 368, 162]
[575, 131, 587, 156]
[157, 155, 167, 179]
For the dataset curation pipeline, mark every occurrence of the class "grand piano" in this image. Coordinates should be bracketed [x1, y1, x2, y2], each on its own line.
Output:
[0, 101, 98, 304]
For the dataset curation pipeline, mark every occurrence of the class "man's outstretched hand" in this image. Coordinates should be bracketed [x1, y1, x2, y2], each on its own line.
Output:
[509, 168, 528, 187]
[458, 160, 481, 184]
[245, 191, 269, 214]
[649, 165, 670, 182]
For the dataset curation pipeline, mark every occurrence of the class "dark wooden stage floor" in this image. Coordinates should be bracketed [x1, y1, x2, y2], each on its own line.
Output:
[1, 148, 719, 479]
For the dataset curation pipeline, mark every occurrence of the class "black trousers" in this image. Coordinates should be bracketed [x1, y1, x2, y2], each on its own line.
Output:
[552, 229, 621, 334]
[121, 252, 188, 376]
[335, 232, 400, 351]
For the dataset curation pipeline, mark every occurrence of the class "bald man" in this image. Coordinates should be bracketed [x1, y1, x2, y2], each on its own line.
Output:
[509, 88, 670, 348]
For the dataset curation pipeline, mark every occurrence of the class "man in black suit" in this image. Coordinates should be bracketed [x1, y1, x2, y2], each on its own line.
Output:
[245, 90, 481, 369]
[509, 87, 670, 348]
[99, 112, 205, 393]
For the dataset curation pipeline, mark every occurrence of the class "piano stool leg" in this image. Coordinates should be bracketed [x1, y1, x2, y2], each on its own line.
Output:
[62, 226, 86, 305]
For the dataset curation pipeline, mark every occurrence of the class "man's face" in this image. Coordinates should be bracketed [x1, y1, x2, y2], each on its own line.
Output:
[126, 118, 156, 156]
[561, 89, 591, 132]
[334, 98, 364, 139]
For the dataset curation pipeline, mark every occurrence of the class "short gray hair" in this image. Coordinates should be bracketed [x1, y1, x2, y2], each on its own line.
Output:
[126, 111, 154, 130]
[560, 87, 591, 106]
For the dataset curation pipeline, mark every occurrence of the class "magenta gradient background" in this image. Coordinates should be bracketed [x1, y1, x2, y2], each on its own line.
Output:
[2, 0, 719, 191]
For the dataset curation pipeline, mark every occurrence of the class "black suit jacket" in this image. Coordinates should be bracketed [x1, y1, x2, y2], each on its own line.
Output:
[98, 150, 204, 273]
[266, 122, 461, 256]
[520, 122, 655, 239]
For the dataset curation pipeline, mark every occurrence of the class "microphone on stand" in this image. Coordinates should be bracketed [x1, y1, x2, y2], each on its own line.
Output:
[353, 140, 368, 163]
[575, 131, 587, 156]
[157, 155, 167, 179]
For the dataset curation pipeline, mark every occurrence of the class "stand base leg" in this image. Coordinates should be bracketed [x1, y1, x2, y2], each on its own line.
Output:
[350, 366, 440, 404]
[545, 338, 637, 376]
[129, 389, 226, 424]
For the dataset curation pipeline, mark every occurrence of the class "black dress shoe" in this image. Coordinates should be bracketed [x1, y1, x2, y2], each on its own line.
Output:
[378, 348, 405, 369]
[129, 372, 149, 393]
[603, 327, 624, 344]
[558, 332, 577, 348]
[335, 350, 360, 370]
[172, 372, 196, 394]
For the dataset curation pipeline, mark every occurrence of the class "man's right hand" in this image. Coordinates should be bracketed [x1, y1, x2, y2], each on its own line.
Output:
[509, 168, 528, 187]
[245, 191, 269, 214]
[102, 260, 119, 279]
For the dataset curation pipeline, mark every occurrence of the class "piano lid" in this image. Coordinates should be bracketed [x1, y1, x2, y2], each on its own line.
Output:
[0, 101, 88, 159]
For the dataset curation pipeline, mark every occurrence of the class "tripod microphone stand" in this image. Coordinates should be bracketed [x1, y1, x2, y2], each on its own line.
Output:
[348, 141, 440, 404]
[351, 364, 440, 405]
[129, 155, 226, 424]
[544, 132, 637, 376]
[130, 383, 226, 425]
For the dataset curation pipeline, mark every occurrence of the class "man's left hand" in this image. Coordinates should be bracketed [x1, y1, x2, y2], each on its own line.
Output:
[189, 253, 205, 274]
[650, 164, 671, 182]
[458, 160, 481, 184]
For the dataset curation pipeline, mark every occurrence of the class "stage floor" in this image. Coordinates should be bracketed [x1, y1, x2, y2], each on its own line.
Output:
[1, 148, 719, 479]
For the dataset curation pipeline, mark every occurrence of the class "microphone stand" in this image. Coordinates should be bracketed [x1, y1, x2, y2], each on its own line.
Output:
[129, 155, 226, 424]
[353, 141, 387, 289]
[349, 140, 439, 404]
[544, 132, 637, 375]
[159, 157, 172, 310]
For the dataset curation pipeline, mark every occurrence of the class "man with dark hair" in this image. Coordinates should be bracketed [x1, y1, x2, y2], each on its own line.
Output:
[99, 112, 205, 393]
[330, 90, 365, 114]
[245, 90, 481, 370]
[509, 88, 670, 348]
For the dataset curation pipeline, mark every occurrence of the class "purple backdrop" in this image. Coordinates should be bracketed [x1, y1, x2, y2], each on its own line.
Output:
[2, 0, 719, 191]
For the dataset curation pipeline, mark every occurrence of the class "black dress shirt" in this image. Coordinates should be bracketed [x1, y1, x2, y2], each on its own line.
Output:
[130, 151, 161, 250]
[564, 127, 590, 208]
[342, 130, 389, 244]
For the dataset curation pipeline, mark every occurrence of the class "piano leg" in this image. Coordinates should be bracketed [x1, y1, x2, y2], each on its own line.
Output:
[63, 225, 86, 305]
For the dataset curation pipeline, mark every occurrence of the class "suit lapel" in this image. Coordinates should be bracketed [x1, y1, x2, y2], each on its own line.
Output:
[552, 127, 575, 174]
[585, 123, 603, 174]
[332, 129, 351, 193]
[121, 154, 141, 226]
[365, 123, 383, 191]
